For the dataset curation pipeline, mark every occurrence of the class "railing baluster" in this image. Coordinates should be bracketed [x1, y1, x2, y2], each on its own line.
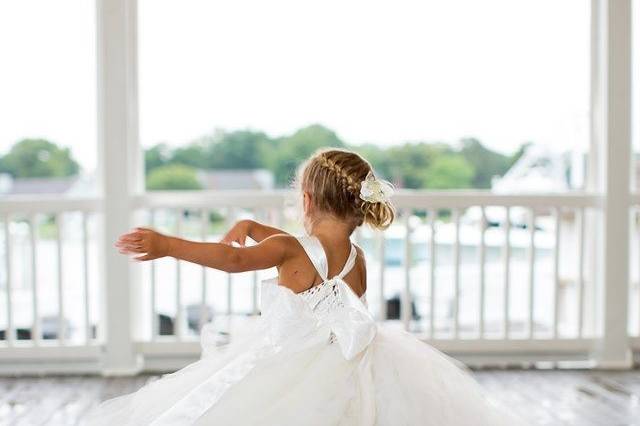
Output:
[3, 214, 14, 345]
[453, 209, 461, 339]
[503, 207, 511, 339]
[175, 209, 183, 340]
[226, 208, 236, 317]
[402, 211, 411, 330]
[274, 207, 283, 229]
[479, 207, 486, 339]
[251, 209, 259, 316]
[527, 208, 536, 339]
[30, 214, 40, 344]
[56, 213, 65, 344]
[377, 229, 386, 321]
[429, 209, 436, 339]
[553, 208, 561, 339]
[577, 207, 586, 338]
[200, 209, 209, 329]
[82, 212, 91, 343]
[150, 209, 158, 340]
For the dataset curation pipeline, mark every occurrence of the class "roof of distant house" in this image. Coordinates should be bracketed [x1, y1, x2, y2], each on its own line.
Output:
[197, 169, 274, 190]
[0, 175, 79, 195]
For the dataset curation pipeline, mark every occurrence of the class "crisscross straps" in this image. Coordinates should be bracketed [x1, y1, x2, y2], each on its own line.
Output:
[296, 235, 357, 281]
[335, 244, 357, 279]
[296, 235, 329, 280]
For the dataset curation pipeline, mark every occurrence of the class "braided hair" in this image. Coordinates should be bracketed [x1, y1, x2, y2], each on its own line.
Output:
[297, 148, 395, 231]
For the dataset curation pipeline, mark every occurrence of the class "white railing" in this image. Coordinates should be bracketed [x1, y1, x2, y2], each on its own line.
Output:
[631, 193, 640, 349]
[4, 190, 640, 372]
[0, 196, 102, 373]
[4, 190, 626, 373]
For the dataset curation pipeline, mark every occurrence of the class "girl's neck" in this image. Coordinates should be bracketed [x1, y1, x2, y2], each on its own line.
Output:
[308, 217, 353, 240]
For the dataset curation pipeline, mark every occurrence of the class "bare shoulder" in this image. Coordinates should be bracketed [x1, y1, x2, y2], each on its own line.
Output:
[263, 233, 297, 242]
[260, 233, 299, 251]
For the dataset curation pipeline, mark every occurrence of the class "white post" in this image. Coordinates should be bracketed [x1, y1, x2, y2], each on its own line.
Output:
[96, 0, 143, 375]
[401, 210, 412, 330]
[592, 0, 632, 368]
[377, 230, 387, 321]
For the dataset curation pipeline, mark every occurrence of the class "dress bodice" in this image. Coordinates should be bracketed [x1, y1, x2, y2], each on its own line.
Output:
[258, 235, 375, 361]
[295, 235, 367, 312]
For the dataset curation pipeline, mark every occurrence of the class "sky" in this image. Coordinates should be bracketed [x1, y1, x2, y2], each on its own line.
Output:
[0, 0, 636, 173]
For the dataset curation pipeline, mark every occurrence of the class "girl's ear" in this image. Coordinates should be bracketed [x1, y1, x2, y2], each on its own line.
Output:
[303, 191, 312, 214]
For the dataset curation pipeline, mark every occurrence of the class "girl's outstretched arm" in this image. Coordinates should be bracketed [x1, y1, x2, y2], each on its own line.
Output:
[220, 219, 288, 246]
[116, 227, 291, 273]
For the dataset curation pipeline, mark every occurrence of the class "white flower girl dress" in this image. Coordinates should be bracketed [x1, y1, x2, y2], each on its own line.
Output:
[84, 235, 523, 425]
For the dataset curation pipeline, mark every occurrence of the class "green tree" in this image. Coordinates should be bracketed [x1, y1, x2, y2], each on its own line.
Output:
[146, 164, 202, 190]
[352, 144, 391, 179]
[145, 143, 172, 175]
[384, 142, 452, 189]
[269, 124, 346, 186]
[202, 129, 272, 170]
[508, 142, 531, 169]
[422, 155, 475, 189]
[459, 138, 511, 188]
[171, 143, 208, 169]
[0, 138, 79, 178]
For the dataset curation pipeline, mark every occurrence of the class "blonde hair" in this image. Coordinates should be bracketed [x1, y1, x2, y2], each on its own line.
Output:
[298, 148, 395, 231]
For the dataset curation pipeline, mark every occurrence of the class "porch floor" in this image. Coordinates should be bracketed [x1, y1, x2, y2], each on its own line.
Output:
[1, 369, 639, 425]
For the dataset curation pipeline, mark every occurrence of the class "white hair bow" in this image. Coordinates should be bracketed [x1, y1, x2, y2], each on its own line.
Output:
[359, 172, 394, 204]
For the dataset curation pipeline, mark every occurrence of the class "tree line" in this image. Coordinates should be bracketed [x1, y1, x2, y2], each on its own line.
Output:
[144, 124, 526, 190]
[0, 124, 527, 191]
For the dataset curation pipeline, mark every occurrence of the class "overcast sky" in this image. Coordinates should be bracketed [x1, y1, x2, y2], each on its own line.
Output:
[1, 0, 637, 173]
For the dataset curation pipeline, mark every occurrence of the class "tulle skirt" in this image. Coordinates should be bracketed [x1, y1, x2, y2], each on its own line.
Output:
[83, 322, 524, 426]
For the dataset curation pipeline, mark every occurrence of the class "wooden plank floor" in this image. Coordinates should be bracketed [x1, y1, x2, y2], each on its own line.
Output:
[0, 370, 639, 425]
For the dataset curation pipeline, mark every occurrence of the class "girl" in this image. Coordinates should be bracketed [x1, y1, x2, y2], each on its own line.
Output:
[85, 149, 523, 425]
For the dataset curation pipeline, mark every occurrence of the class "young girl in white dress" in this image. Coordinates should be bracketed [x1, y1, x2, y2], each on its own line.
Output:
[86, 148, 524, 425]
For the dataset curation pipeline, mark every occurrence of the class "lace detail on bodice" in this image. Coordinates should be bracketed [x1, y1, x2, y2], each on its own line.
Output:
[298, 279, 368, 314]
[299, 280, 343, 315]
[298, 278, 368, 345]
[295, 234, 366, 311]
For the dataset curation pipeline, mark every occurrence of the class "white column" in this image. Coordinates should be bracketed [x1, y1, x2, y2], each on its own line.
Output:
[592, 0, 632, 368]
[96, 0, 143, 375]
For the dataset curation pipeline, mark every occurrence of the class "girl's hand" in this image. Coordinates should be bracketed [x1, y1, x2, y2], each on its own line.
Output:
[115, 227, 171, 261]
[220, 220, 252, 246]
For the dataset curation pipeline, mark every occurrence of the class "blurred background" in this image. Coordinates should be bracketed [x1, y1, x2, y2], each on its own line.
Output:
[0, 1, 639, 422]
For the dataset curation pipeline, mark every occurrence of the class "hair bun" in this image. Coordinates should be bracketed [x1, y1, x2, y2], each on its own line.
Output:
[361, 199, 395, 230]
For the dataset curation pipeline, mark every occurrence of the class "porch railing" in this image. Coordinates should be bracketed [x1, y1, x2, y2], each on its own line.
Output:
[0, 196, 102, 374]
[631, 195, 640, 344]
[3, 190, 637, 374]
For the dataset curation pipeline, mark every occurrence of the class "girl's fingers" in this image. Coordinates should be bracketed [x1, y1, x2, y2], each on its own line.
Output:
[117, 243, 145, 253]
[117, 237, 142, 246]
[134, 253, 154, 261]
[221, 233, 243, 246]
[119, 235, 142, 242]
[115, 240, 141, 247]
[116, 227, 156, 258]
[118, 247, 138, 254]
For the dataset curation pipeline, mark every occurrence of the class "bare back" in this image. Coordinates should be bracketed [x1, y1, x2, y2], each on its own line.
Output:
[276, 234, 367, 298]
